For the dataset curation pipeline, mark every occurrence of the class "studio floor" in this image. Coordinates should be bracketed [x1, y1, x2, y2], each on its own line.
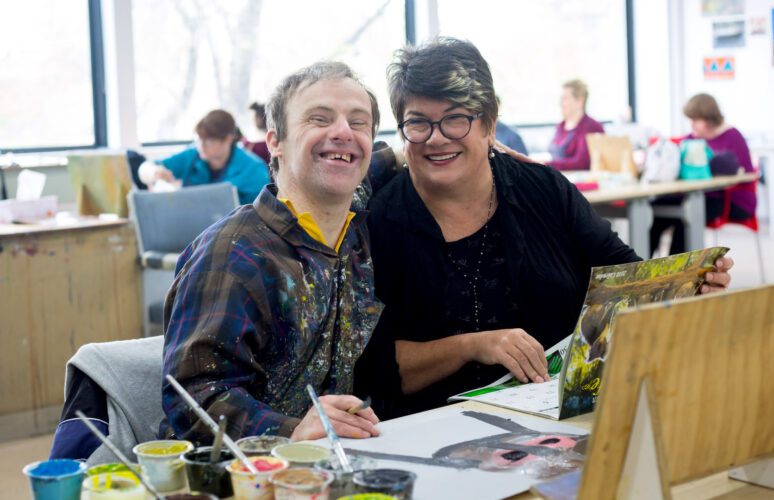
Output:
[2, 222, 772, 499]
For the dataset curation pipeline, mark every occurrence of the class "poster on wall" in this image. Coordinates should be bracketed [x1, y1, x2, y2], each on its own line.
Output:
[702, 0, 744, 17]
[749, 16, 767, 35]
[713, 19, 746, 48]
[703, 56, 736, 79]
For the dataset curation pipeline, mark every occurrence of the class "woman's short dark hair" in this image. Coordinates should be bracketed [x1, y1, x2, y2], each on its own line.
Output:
[388, 37, 498, 134]
[195, 109, 237, 140]
[683, 93, 724, 127]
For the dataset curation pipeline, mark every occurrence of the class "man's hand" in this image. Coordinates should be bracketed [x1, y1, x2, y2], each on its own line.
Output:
[700, 256, 734, 294]
[469, 328, 549, 384]
[493, 140, 538, 164]
[290, 395, 380, 441]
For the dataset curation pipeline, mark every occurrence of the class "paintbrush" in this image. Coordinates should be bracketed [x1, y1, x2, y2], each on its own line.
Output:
[74, 410, 163, 500]
[210, 415, 227, 463]
[306, 384, 353, 473]
[165, 374, 259, 474]
[347, 396, 372, 415]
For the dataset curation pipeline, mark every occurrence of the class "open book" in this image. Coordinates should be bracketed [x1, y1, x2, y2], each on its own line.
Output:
[450, 247, 729, 420]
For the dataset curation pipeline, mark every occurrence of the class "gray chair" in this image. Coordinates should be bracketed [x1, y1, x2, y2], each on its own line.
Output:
[62, 336, 165, 465]
[128, 183, 239, 335]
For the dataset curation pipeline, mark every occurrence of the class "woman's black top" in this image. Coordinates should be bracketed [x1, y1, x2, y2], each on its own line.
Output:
[354, 152, 640, 419]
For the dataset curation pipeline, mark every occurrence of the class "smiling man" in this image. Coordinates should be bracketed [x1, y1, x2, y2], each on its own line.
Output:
[161, 62, 383, 444]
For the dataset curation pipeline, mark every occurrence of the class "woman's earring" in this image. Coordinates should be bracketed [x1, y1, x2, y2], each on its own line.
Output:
[402, 163, 408, 169]
[488, 146, 495, 159]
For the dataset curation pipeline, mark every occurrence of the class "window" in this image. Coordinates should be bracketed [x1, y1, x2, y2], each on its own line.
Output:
[436, 0, 630, 126]
[132, 0, 404, 144]
[0, 3, 95, 150]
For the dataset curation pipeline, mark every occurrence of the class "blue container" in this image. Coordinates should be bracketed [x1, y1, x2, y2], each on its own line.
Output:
[23, 459, 87, 500]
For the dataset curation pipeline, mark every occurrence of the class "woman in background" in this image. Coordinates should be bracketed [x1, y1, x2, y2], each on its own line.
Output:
[243, 102, 271, 164]
[650, 93, 756, 255]
[139, 109, 270, 205]
[547, 79, 604, 170]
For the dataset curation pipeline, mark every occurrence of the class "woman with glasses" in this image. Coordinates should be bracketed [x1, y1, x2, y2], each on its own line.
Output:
[355, 38, 734, 420]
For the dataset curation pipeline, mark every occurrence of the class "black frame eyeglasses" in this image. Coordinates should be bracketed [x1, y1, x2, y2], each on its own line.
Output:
[398, 112, 483, 144]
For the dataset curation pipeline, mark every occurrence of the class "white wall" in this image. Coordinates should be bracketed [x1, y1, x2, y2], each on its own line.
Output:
[681, 0, 773, 144]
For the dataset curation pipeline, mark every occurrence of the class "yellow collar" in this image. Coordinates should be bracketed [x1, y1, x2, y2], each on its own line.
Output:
[279, 198, 355, 252]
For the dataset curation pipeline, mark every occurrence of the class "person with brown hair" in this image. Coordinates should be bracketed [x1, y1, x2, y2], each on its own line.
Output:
[139, 109, 270, 204]
[547, 79, 604, 170]
[650, 93, 756, 254]
[242, 102, 271, 164]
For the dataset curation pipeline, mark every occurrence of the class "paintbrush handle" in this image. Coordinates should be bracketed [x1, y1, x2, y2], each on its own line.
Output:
[75, 411, 163, 500]
[165, 374, 259, 474]
[306, 385, 353, 473]
[210, 415, 227, 463]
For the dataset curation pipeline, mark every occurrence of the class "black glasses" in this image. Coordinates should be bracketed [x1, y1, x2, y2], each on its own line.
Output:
[398, 112, 483, 144]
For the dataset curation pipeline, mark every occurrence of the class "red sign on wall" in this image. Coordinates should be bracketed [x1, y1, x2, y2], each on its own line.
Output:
[703, 56, 735, 79]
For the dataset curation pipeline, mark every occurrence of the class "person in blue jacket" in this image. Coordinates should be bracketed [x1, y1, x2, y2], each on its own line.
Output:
[139, 109, 270, 204]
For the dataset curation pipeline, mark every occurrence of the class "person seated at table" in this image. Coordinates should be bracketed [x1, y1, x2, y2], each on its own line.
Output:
[139, 109, 270, 205]
[650, 93, 756, 255]
[547, 79, 604, 170]
[353, 37, 734, 420]
[161, 62, 382, 443]
[242, 101, 271, 164]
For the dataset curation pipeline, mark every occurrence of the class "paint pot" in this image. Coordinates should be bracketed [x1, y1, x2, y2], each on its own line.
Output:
[182, 446, 235, 498]
[132, 440, 193, 492]
[22, 459, 87, 500]
[81, 472, 146, 500]
[227, 455, 289, 500]
[164, 493, 218, 500]
[236, 434, 292, 456]
[86, 463, 143, 477]
[270, 467, 333, 500]
[352, 469, 416, 500]
[271, 443, 330, 467]
[314, 455, 377, 498]
[162, 494, 218, 500]
[336, 494, 398, 500]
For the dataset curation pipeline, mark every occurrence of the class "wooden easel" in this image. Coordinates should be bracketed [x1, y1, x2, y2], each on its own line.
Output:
[577, 284, 774, 499]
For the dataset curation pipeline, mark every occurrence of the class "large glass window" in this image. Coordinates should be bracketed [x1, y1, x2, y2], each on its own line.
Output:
[436, 0, 629, 126]
[0, 3, 95, 150]
[132, 0, 404, 144]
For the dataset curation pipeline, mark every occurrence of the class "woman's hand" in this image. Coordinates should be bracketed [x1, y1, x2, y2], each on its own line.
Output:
[700, 256, 734, 293]
[493, 140, 538, 164]
[469, 328, 549, 383]
[290, 395, 380, 441]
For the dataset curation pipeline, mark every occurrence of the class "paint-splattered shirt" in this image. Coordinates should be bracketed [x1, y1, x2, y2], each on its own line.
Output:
[160, 185, 384, 443]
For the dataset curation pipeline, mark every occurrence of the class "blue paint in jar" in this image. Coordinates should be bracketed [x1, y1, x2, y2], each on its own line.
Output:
[23, 459, 86, 500]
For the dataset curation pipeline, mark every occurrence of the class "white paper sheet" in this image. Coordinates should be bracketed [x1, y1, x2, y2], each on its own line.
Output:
[16, 169, 46, 200]
[320, 406, 587, 500]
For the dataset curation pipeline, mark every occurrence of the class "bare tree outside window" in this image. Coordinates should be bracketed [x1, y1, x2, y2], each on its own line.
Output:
[133, 0, 403, 144]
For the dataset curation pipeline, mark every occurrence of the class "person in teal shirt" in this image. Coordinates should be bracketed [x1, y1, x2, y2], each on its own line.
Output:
[139, 109, 270, 205]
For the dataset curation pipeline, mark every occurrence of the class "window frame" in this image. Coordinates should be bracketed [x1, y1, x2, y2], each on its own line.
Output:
[4, 0, 634, 151]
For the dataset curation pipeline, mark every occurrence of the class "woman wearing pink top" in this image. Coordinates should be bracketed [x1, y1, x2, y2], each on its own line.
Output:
[547, 79, 604, 170]
[650, 93, 756, 255]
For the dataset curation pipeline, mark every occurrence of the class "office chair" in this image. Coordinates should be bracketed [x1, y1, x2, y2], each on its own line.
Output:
[128, 183, 239, 336]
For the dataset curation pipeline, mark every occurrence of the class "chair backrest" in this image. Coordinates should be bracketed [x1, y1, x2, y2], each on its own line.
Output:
[128, 183, 239, 254]
[706, 172, 759, 231]
[67, 154, 134, 217]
